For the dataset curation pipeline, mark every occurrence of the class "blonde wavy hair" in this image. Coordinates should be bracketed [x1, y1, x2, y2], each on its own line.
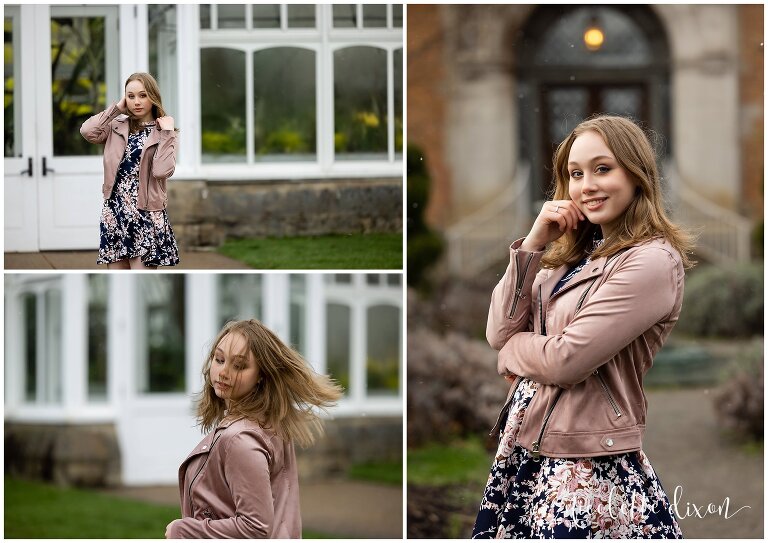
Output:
[196, 319, 343, 447]
[124, 72, 168, 134]
[541, 115, 695, 269]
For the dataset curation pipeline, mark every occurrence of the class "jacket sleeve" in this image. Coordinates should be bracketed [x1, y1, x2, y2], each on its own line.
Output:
[169, 431, 275, 539]
[497, 247, 681, 388]
[80, 103, 123, 144]
[151, 129, 177, 180]
[486, 238, 544, 351]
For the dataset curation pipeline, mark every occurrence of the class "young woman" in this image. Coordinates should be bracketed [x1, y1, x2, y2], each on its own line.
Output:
[165, 319, 343, 539]
[80, 72, 180, 269]
[473, 115, 694, 538]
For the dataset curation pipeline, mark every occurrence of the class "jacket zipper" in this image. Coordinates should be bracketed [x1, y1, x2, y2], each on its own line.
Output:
[594, 370, 622, 417]
[530, 388, 563, 460]
[538, 284, 546, 335]
[508, 254, 534, 318]
[489, 376, 523, 437]
[188, 431, 224, 514]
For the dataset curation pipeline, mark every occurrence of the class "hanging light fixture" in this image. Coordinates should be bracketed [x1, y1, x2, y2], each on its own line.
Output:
[583, 15, 604, 51]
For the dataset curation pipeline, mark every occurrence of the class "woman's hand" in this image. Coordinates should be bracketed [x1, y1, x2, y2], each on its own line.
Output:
[117, 96, 127, 114]
[156, 116, 175, 131]
[165, 519, 179, 538]
[520, 200, 585, 252]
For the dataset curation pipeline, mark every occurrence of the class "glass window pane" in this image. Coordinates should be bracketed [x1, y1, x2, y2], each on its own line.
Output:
[287, 5, 315, 28]
[394, 48, 402, 155]
[326, 303, 350, 393]
[140, 276, 185, 393]
[200, 4, 211, 29]
[44, 289, 63, 404]
[333, 4, 356, 28]
[218, 4, 246, 29]
[387, 274, 401, 286]
[148, 5, 177, 131]
[4, 16, 20, 158]
[51, 16, 107, 156]
[326, 273, 352, 285]
[253, 4, 280, 28]
[393, 4, 403, 28]
[201, 48, 246, 163]
[88, 275, 108, 401]
[253, 47, 316, 161]
[363, 4, 386, 28]
[366, 274, 380, 285]
[218, 275, 262, 327]
[23, 293, 36, 402]
[534, 7, 652, 68]
[289, 275, 307, 354]
[366, 305, 399, 395]
[334, 46, 388, 160]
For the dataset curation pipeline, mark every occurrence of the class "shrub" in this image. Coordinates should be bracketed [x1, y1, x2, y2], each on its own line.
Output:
[407, 326, 508, 447]
[676, 263, 763, 338]
[713, 339, 763, 441]
[407, 145, 444, 290]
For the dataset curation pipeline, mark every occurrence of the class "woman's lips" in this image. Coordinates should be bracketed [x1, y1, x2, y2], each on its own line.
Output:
[215, 382, 231, 390]
[584, 198, 607, 211]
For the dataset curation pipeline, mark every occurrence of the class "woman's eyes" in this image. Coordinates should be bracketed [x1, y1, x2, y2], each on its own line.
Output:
[569, 165, 610, 179]
[214, 358, 244, 370]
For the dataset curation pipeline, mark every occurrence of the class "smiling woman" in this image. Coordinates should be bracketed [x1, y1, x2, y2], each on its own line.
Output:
[473, 115, 696, 539]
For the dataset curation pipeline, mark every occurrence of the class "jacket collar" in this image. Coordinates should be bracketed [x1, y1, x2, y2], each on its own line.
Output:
[541, 251, 618, 306]
[112, 115, 161, 148]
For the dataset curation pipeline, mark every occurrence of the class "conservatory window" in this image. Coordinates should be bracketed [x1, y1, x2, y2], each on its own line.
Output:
[21, 287, 63, 404]
[137, 276, 186, 394]
[197, 4, 402, 168]
[87, 275, 108, 401]
[218, 274, 263, 327]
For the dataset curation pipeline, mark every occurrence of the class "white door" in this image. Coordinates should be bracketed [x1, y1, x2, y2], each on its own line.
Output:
[4, 6, 39, 251]
[4, 5, 120, 251]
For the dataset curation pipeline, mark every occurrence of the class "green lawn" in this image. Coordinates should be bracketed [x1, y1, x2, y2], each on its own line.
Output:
[407, 437, 493, 486]
[218, 233, 403, 269]
[5, 477, 346, 539]
[348, 459, 403, 486]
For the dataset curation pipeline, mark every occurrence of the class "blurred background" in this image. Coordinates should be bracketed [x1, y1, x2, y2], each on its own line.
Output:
[5, 4, 403, 270]
[5, 272, 403, 538]
[406, 4, 763, 538]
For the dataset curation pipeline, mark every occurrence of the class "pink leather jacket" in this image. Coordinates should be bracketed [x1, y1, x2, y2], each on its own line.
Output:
[80, 103, 177, 211]
[487, 237, 684, 459]
[169, 417, 301, 538]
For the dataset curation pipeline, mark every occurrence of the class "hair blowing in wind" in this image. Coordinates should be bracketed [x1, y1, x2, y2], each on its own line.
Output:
[196, 319, 344, 448]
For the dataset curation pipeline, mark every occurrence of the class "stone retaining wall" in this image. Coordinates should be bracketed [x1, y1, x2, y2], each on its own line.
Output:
[166, 178, 403, 250]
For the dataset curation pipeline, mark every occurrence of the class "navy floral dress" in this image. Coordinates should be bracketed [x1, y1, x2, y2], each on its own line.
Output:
[473, 256, 683, 539]
[97, 123, 180, 267]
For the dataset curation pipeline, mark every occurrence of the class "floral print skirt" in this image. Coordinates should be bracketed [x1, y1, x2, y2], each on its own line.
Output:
[97, 161, 179, 266]
[472, 379, 683, 539]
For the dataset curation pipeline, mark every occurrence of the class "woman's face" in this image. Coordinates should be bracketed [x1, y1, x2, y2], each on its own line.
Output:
[210, 332, 260, 408]
[125, 80, 154, 123]
[567, 130, 636, 237]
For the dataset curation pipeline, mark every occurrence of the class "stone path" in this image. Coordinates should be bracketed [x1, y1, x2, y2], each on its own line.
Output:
[4, 250, 250, 270]
[642, 387, 763, 538]
[101, 478, 403, 539]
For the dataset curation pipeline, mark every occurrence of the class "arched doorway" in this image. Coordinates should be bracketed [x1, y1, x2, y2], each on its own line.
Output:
[516, 5, 671, 202]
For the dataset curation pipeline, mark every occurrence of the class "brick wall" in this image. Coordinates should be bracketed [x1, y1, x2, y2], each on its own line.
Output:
[407, 5, 451, 229]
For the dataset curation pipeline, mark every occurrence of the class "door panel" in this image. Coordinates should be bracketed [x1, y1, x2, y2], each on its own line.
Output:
[38, 6, 119, 250]
[4, 5, 119, 252]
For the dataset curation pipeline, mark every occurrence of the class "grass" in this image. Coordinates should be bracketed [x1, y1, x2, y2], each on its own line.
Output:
[347, 458, 403, 486]
[407, 436, 493, 486]
[4, 477, 349, 539]
[218, 233, 403, 269]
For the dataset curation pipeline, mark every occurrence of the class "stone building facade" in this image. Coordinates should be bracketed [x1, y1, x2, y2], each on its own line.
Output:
[408, 5, 763, 237]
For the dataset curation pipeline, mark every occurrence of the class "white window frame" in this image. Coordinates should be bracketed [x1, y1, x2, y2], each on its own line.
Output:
[321, 273, 402, 416]
[164, 4, 403, 181]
